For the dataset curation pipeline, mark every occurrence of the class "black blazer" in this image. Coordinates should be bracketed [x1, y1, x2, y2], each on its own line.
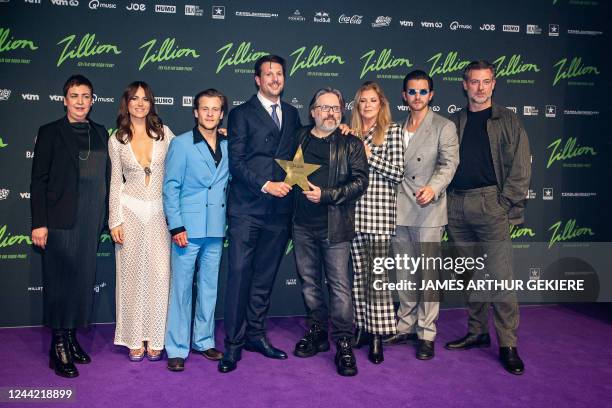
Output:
[30, 116, 109, 229]
[227, 95, 302, 216]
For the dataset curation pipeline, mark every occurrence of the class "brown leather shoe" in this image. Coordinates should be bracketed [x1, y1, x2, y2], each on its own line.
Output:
[201, 348, 223, 361]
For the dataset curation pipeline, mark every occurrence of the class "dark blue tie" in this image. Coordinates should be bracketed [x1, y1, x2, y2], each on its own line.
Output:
[271, 104, 281, 129]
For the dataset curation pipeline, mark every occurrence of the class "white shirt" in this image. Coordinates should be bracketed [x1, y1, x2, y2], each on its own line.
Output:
[257, 92, 282, 128]
[403, 128, 415, 150]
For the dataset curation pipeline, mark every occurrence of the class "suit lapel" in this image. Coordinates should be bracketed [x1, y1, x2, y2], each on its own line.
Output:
[58, 116, 79, 168]
[405, 110, 434, 162]
[458, 109, 468, 144]
[250, 95, 281, 138]
[193, 131, 216, 176]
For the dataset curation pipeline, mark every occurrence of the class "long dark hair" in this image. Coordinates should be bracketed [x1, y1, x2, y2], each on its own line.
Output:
[115, 81, 165, 144]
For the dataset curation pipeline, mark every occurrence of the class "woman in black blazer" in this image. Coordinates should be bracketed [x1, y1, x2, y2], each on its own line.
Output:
[30, 75, 109, 378]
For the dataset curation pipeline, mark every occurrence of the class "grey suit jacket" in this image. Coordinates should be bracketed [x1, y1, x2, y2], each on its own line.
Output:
[397, 109, 459, 227]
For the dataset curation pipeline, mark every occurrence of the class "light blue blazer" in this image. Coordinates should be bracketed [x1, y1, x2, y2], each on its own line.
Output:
[163, 130, 229, 238]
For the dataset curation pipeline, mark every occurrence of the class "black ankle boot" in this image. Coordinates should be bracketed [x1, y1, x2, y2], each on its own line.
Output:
[368, 334, 384, 364]
[49, 330, 79, 378]
[352, 328, 370, 349]
[66, 329, 91, 364]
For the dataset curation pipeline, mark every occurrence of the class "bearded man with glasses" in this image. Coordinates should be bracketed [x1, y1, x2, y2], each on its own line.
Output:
[291, 87, 368, 376]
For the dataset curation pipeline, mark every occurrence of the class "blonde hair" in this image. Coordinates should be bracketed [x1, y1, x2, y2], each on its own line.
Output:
[350, 81, 392, 146]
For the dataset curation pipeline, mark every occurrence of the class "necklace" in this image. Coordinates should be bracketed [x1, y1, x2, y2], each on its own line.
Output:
[78, 123, 91, 161]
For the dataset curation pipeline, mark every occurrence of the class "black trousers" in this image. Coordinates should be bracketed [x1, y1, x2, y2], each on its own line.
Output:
[223, 213, 291, 351]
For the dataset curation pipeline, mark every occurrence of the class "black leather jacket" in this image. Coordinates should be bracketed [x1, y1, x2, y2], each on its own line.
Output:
[296, 126, 369, 243]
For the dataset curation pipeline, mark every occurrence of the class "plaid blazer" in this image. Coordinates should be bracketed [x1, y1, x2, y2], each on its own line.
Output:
[355, 122, 404, 235]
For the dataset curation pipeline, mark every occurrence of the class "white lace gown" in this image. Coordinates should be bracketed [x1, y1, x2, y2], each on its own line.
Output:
[108, 126, 174, 350]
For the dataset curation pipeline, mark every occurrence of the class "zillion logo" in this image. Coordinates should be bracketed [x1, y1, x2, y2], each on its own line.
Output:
[216, 42, 269, 74]
[0, 28, 38, 54]
[546, 137, 596, 168]
[359, 48, 413, 79]
[493, 54, 540, 77]
[56, 33, 121, 67]
[427, 51, 470, 77]
[0, 225, 31, 248]
[138, 37, 200, 70]
[289, 45, 344, 76]
[548, 219, 593, 248]
[442, 225, 534, 242]
[553, 57, 599, 86]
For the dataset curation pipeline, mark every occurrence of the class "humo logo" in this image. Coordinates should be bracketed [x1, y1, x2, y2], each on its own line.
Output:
[479, 24, 495, 31]
[126, 3, 145, 11]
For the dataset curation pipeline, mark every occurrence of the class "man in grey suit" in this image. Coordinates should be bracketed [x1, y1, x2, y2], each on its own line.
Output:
[385, 70, 459, 360]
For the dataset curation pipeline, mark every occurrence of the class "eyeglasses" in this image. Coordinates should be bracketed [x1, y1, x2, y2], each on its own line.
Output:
[314, 105, 342, 113]
[406, 89, 430, 96]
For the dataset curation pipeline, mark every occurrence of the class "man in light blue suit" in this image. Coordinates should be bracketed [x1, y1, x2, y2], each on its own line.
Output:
[163, 89, 230, 372]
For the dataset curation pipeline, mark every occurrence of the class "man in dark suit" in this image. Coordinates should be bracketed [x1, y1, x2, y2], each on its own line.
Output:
[219, 55, 302, 373]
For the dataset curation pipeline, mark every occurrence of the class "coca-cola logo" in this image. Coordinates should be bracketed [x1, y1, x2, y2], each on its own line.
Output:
[338, 14, 363, 24]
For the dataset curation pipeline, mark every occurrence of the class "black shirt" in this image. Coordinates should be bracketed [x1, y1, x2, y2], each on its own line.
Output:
[193, 126, 222, 167]
[294, 132, 330, 230]
[450, 107, 497, 190]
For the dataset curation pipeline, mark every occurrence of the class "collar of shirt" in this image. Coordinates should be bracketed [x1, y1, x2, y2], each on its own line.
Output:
[257, 92, 283, 126]
[193, 126, 220, 148]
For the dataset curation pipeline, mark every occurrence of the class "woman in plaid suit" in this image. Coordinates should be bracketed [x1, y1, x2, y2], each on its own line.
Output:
[350, 82, 404, 364]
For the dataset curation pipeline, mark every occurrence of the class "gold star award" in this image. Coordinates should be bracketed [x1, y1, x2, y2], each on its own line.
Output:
[275, 145, 321, 191]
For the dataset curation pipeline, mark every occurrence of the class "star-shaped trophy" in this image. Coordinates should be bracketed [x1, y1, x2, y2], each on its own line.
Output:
[275, 145, 321, 191]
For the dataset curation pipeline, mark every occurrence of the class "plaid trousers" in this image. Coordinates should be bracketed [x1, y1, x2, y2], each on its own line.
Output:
[350, 232, 397, 335]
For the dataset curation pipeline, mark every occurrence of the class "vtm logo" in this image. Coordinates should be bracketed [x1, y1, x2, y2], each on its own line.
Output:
[22, 93, 39, 101]
[50, 0, 79, 6]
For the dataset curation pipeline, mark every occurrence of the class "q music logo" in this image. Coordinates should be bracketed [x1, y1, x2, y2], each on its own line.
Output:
[126, 3, 145, 11]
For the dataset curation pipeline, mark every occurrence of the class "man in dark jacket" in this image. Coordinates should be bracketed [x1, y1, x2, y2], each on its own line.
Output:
[445, 60, 531, 375]
[291, 87, 368, 376]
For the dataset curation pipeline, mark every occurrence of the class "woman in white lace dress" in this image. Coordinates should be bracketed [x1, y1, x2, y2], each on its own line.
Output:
[108, 81, 174, 361]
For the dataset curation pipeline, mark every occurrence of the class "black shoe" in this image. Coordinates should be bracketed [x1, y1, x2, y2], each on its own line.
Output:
[167, 357, 185, 372]
[445, 333, 491, 350]
[294, 324, 329, 358]
[244, 337, 287, 360]
[352, 328, 370, 349]
[201, 348, 223, 361]
[499, 347, 524, 375]
[65, 329, 91, 364]
[218, 348, 241, 373]
[335, 337, 358, 376]
[368, 335, 384, 364]
[49, 331, 78, 378]
[416, 340, 435, 360]
[382, 333, 418, 345]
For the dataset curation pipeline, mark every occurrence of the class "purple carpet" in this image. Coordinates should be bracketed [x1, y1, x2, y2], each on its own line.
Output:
[0, 305, 611, 408]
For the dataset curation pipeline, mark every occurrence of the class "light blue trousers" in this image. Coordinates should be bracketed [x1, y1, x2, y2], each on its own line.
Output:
[165, 237, 222, 359]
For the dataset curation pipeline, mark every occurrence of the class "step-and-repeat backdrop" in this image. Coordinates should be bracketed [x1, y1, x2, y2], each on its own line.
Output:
[0, 0, 610, 326]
